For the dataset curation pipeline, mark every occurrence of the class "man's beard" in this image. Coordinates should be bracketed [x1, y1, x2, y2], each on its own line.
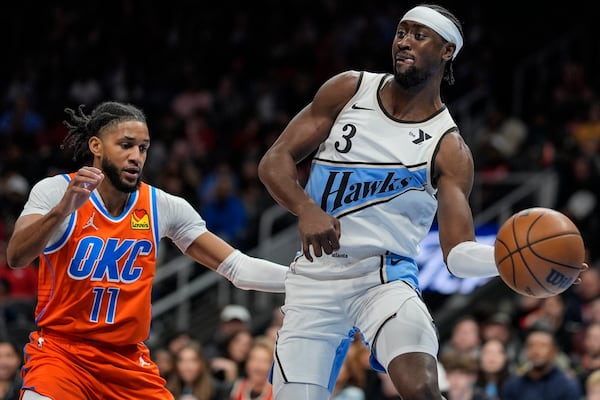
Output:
[530, 360, 551, 372]
[393, 65, 430, 89]
[101, 158, 141, 193]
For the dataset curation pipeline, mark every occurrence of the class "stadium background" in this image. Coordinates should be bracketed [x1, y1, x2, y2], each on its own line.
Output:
[1, 1, 600, 398]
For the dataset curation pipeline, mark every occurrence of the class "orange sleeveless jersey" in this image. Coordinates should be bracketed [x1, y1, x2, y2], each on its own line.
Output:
[36, 173, 159, 346]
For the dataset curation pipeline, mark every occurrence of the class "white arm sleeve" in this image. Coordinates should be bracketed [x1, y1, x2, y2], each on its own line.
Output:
[216, 250, 287, 293]
[446, 241, 499, 278]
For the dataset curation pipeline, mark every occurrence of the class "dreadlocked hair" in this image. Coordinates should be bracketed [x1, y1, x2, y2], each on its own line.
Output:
[61, 101, 146, 162]
[422, 4, 464, 86]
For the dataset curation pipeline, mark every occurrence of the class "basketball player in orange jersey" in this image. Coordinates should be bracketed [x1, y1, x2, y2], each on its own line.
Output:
[6, 101, 288, 400]
[258, 4, 589, 399]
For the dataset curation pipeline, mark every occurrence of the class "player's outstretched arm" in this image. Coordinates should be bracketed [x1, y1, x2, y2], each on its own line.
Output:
[434, 131, 498, 278]
[185, 232, 288, 293]
[7, 167, 104, 268]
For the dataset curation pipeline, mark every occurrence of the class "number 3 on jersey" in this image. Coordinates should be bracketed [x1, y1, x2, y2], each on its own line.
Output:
[90, 287, 120, 323]
[335, 123, 356, 153]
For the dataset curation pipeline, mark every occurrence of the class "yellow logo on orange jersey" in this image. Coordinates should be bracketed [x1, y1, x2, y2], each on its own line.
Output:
[131, 209, 150, 230]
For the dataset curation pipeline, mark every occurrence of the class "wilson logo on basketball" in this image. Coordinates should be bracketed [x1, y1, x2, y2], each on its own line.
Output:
[545, 269, 574, 289]
[131, 209, 150, 230]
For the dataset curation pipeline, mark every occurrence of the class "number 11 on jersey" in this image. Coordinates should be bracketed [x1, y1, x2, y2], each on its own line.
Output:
[90, 287, 120, 323]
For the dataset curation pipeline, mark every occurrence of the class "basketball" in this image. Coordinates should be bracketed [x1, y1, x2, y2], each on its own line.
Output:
[494, 207, 585, 298]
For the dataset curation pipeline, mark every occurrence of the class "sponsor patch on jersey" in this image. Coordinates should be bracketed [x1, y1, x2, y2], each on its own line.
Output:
[131, 209, 150, 230]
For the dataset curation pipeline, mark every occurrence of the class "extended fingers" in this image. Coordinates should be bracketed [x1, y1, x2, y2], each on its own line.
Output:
[72, 167, 104, 189]
[302, 231, 341, 262]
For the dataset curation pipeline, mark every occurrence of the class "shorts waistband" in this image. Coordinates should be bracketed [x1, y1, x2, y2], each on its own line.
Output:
[40, 329, 140, 352]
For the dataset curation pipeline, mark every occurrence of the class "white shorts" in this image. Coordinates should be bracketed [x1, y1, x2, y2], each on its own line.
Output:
[272, 256, 438, 392]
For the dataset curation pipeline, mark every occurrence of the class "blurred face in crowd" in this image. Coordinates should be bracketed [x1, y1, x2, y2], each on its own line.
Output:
[588, 386, 600, 400]
[152, 348, 174, 378]
[245, 343, 273, 385]
[479, 339, 507, 374]
[176, 345, 206, 384]
[0, 342, 21, 381]
[525, 331, 556, 371]
[227, 330, 253, 363]
[584, 324, 600, 357]
[451, 318, 480, 351]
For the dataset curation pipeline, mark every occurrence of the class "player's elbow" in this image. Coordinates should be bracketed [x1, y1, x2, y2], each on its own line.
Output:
[257, 153, 277, 185]
[6, 246, 30, 269]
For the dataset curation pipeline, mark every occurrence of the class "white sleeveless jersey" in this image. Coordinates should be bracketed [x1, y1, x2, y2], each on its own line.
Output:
[303, 71, 459, 284]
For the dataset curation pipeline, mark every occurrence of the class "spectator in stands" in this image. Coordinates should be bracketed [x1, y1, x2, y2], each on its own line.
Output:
[479, 312, 521, 371]
[571, 295, 600, 359]
[440, 316, 482, 362]
[585, 369, 600, 400]
[475, 105, 528, 172]
[151, 346, 175, 381]
[0, 339, 21, 400]
[440, 348, 478, 400]
[166, 340, 231, 400]
[210, 328, 253, 384]
[0, 95, 45, 146]
[229, 336, 274, 400]
[554, 148, 600, 261]
[204, 304, 252, 361]
[502, 325, 581, 400]
[552, 61, 594, 124]
[566, 266, 600, 328]
[167, 330, 195, 357]
[519, 295, 574, 356]
[572, 322, 600, 394]
[1, 172, 31, 225]
[200, 170, 248, 250]
[0, 279, 19, 337]
[473, 338, 513, 399]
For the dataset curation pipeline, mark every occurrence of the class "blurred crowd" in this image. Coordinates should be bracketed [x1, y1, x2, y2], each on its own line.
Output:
[436, 264, 600, 399]
[1, 1, 600, 399]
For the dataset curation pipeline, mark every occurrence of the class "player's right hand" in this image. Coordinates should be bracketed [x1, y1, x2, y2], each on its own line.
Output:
[57, 166, 104, 216]
[297, 203, 341, 262]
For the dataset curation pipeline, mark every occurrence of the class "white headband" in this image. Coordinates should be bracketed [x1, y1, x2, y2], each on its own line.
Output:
[400, 6, 463, 60]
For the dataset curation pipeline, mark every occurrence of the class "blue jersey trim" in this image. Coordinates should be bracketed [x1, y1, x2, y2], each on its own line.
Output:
[90, 189, 139, 222]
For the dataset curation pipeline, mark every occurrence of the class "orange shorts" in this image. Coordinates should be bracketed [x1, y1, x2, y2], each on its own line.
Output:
[21, 330, 174, 400]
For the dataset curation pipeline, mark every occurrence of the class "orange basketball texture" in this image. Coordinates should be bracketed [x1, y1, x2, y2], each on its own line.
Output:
[494, 207, 585, 298]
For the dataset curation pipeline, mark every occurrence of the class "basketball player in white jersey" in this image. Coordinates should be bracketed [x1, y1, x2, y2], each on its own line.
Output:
[258, 4, 532, 400]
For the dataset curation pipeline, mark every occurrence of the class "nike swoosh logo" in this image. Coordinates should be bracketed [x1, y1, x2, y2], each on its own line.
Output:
[390, 259, 402, 265]
[351, 103, 374, 111]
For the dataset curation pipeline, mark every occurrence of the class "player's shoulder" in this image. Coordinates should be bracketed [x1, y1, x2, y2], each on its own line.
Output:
[438, 128, 468, 152]
[315, 70, 368, 110]
[150, 184, 192, 208]
[32, 173, 69, 192]
[324, 69, 383, 86]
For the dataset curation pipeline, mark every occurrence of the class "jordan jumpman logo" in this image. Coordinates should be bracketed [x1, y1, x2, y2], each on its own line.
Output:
[82, 212, 99, 231]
